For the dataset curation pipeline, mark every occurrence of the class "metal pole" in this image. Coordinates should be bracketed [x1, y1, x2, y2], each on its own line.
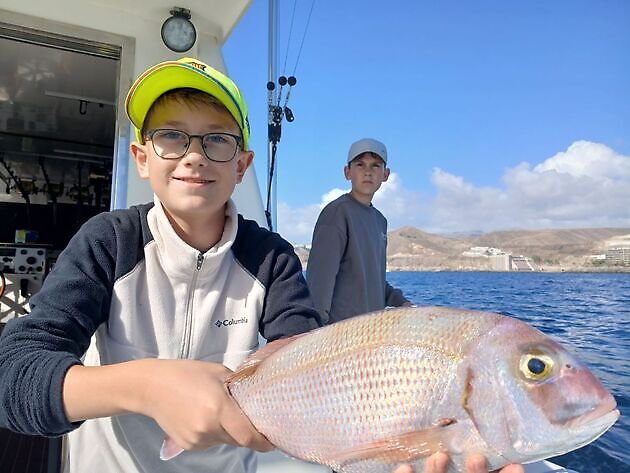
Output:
[267, 0, 278, 231]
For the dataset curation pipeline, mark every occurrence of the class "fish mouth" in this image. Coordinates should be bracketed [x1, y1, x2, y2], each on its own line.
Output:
[572, 407, 619, 434]
[563, 393, 618, 431]
[517, 408, 620, 463]
[558, 407, 620, 457]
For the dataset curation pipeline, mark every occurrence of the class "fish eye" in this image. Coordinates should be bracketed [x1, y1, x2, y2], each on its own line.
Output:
[520, 353, 554, 381]
[528, 358, 546, 374]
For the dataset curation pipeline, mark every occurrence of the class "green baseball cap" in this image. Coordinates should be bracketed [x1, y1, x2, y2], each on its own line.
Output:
[125, 57, 250, 150]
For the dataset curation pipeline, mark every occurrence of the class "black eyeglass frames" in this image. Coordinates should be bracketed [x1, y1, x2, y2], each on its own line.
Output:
[146, 129, 242, 162]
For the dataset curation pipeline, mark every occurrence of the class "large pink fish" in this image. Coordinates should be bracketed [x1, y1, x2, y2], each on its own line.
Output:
[222, 306, 618, 473]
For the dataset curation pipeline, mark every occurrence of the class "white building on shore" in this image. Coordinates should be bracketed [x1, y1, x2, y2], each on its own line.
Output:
[605, 235, 630, 265]
[463, 247, 538, 272]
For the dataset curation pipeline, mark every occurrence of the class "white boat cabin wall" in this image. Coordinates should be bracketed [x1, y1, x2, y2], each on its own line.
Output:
[0, 0, 265, 251]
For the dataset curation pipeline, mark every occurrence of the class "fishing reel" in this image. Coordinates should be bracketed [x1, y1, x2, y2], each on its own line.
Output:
[267, 75, 297, 145]
[278, 75, 296, 122]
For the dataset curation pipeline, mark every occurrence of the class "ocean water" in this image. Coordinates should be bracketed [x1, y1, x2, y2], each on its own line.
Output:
[387, 271, 629, 473]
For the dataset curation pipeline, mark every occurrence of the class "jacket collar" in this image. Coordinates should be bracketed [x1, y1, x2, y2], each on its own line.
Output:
[149, 196, 239, 276]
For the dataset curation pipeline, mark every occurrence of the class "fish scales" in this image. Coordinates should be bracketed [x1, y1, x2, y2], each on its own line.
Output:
[227, 307, 619, 473]
[230, 308, 498, 467]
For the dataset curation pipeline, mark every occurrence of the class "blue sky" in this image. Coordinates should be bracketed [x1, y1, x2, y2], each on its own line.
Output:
[224, 1, 630, 243]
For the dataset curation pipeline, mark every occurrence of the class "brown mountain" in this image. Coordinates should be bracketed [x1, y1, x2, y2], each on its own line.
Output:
[471, 228, 630, 268]
[299, 227, 630, 272]
[386, 226, 475, 270]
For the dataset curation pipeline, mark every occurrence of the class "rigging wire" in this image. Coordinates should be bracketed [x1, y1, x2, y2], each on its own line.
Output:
[274, 2, 280, 74]
[292, 0, 316, 76]
[281, 0, 297, 76]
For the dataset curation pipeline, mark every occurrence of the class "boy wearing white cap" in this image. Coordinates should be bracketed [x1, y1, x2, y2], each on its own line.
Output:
[307, 138, 412, 324]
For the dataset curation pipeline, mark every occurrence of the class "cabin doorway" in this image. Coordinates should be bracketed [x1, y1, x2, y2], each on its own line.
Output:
[0, 17, 131, 473]
[0, 22, 123, 321]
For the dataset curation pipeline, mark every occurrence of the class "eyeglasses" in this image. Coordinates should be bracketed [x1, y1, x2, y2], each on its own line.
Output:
[146, 129, 242, 162]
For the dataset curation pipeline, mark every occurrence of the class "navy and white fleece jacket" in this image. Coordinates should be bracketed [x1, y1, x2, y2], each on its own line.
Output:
[0, 198, 324, 473]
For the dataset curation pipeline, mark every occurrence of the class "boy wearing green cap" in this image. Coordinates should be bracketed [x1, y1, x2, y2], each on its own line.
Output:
[0, 57, 322, 472]
[0, 59, 523, 473]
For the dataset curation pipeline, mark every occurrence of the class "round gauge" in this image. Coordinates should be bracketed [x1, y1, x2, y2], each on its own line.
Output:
[161, 12, 196, 53]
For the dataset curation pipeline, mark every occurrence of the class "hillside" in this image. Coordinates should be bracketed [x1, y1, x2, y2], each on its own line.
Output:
[386, 226, 476, 270]
[470, 228, 630, 270]
[298, 227, 630, 272]
[473, 228, 627, 253]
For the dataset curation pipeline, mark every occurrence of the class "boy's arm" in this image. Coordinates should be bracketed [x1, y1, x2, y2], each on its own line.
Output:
[62, 359, 274, 453]
[306, 217, 347, 320]
[0, 215, 118, 435]
[385, 281, 412, 307]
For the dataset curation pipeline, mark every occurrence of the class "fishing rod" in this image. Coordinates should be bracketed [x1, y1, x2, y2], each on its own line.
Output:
[0, 152, 32, 226]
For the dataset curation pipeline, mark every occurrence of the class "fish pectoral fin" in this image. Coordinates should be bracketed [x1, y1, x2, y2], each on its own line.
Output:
[225, 333, 307, 385]
[334, 422, 462, 466]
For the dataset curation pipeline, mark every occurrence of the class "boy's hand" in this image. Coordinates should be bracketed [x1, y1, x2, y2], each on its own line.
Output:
[392, 453, 525, 473]
[139, 359, 274, 453]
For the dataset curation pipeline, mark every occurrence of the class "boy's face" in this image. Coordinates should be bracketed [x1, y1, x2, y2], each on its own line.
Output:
[344, 152, 390, 201]
[130, 98, 253, 224]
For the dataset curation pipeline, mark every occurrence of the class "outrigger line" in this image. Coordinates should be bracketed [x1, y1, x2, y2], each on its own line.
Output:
[265, 0, 316, 231]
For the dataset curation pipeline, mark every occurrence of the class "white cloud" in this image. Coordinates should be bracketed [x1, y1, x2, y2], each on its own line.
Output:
[277, 187, 348, 244]
[322, 188, 346, 205]
[372, 173, 428, 230]
[534, 140, 630, 179]
[276, 201, 321, 244]
[430, 141, 630, 232]
[277, 141, 630, 241]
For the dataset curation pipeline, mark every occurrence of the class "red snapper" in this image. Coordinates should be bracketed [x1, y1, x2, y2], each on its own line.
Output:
[225, 306, 618, 472]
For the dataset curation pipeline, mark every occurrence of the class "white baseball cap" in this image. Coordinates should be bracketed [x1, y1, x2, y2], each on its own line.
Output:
[347, 138, 388, 164]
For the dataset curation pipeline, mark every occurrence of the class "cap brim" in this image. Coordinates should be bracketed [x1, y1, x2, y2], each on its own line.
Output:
[348, 148, 387, 163]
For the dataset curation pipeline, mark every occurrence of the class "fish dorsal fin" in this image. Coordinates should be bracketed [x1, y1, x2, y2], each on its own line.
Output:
[226, 333, 305, 385]
[333, 420, 462, 467]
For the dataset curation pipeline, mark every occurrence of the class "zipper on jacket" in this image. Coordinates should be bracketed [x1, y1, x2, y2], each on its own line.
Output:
[179, 252, 204, 359]
[196, 252, 204, 270]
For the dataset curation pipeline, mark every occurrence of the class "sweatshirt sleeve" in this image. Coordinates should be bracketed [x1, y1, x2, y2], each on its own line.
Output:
[385, 281, 410, 307]
[305, 208, 347, 319]
[259, 241, 326, 341]
[232, 216, 326, 342]
[0, 215, 118, 436]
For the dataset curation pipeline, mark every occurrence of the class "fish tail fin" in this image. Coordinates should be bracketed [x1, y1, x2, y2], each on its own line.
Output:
[160, 436, 185, 461]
